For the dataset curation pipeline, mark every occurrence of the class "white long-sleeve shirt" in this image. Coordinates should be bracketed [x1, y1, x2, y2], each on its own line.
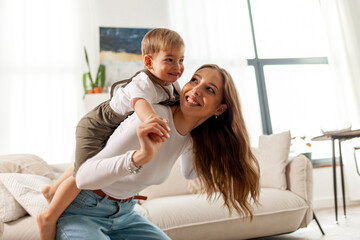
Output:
[76, 104, 197, 199]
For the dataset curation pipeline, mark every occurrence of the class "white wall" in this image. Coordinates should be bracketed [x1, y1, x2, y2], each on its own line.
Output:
[313, 166, 360, 209]
[95, 0, 170, 28]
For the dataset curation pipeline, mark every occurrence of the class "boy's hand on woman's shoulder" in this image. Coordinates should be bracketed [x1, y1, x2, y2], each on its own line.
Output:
[146, 114, 170, 143]
[134, 115, 171, 166]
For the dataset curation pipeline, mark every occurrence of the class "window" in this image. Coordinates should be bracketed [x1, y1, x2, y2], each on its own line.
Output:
[250, 0, 329, 59]
[246, 0, 338, 161]
[169, 0, 340, 160]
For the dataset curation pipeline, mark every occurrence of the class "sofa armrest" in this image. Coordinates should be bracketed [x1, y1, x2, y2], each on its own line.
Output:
[286, 154, 314, 227]
[286, 155, 313, 203]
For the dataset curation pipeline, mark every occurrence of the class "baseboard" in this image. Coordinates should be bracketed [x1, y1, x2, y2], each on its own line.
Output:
[314, 197, 360, 209]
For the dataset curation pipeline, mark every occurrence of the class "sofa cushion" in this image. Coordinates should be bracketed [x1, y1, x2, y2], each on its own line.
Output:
[0, 154, 55, 180]
[0, 180, 27, 223]
[0, 154, 56, 223]
[0, 174, 52, 218]
[253, 131, 291, 190]
[3, 215, 40, 240]
[140, 188, 308, 239]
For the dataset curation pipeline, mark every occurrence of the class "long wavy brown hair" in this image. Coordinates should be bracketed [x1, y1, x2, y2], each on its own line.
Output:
[191, 64, 260, 220]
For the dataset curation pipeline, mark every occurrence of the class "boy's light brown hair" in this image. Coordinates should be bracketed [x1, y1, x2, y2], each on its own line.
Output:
[141, 28, 184, 57]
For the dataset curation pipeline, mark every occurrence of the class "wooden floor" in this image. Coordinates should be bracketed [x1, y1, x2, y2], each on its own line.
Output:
[253, 204, 360, 240]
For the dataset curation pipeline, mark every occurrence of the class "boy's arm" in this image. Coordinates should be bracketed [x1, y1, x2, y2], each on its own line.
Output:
[133, 98, 170, 141]
[133, 98, 157, 122]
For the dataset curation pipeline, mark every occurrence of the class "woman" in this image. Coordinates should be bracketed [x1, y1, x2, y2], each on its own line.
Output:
[56, 64, 260, 240]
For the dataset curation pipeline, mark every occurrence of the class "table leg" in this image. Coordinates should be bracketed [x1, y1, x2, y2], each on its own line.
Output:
[332, 139, 338, 223]
[338, 140, 347, 217]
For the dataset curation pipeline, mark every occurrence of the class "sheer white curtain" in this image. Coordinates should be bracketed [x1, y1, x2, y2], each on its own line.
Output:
[320, 0, 360, 201]
[168, 0, 263, 146]
[0, 0, 98, 164]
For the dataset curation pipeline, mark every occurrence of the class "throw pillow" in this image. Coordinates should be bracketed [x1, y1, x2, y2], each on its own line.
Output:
[0, 173, 53, 217]
[0, 154, 55, 180]
[253, 131, 291, 190]
[0, 179, 27, 222]
[189, 131, 291, 193]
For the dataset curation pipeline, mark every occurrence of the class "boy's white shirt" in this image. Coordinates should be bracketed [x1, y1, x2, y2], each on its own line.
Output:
[110, 72, 181, 115]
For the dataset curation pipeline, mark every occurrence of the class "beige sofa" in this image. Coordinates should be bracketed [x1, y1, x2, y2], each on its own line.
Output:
[1, 132, 316, 239]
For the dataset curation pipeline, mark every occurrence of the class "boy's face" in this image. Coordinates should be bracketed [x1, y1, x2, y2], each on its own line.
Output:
[145, 47, 184, 85]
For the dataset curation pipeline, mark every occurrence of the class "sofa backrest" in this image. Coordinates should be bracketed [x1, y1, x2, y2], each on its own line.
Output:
[139, 159, 191, 200]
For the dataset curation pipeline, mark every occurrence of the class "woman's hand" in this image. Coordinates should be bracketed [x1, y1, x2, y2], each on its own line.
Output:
[132, 116, 170, 167]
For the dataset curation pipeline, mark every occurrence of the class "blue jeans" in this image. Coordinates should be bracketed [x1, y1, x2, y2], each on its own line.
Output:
[56, 190, 170, 240]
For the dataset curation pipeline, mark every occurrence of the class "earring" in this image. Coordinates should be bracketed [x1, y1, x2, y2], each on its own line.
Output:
[215, 115, 218, 119]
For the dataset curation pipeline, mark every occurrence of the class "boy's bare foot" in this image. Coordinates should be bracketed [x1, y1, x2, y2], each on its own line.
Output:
[41, 185, 54, 204]
[36, 212, 56, 240]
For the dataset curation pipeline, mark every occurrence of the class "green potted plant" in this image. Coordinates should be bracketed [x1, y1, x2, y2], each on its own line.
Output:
[82, 47, 106, 97]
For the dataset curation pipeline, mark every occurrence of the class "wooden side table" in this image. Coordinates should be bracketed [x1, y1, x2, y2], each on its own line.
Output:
[312, 129, 360, 223]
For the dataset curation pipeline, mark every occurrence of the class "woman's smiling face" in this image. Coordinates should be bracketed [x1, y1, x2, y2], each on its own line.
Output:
[180, 67, 227, 122]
